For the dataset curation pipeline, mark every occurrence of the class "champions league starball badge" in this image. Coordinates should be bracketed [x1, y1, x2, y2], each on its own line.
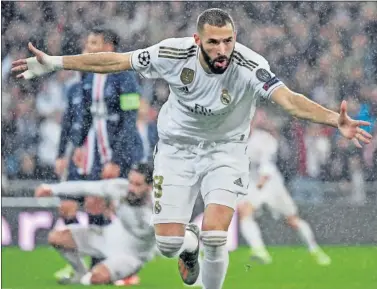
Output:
[138, 51, 150, 67]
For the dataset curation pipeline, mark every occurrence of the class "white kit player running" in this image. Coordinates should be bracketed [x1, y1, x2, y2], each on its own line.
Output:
[34, 164, 155, 285]
[238, 127, 331, 266]
[13, 8, 372, 289]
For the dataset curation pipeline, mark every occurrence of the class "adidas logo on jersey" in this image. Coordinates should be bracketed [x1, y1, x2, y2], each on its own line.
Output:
[233, 178, 243, 187]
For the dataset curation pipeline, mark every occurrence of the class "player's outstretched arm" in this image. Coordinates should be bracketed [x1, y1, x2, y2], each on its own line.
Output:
[271, 86, 372, 148]
[11, 42, 132, 79]
[35, 179, 129, 199]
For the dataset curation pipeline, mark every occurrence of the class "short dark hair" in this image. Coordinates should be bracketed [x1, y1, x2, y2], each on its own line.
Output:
[90, 26, 120, 49]
[197, 8, 235, 32]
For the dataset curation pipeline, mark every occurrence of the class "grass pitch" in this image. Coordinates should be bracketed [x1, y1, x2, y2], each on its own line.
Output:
[2, 246, 377, 289]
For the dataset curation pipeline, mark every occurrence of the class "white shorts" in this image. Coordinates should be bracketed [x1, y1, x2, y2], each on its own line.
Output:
[152, 139, 249, 224]
[240, 177, 298, 217]
[69, 218, 149, 279]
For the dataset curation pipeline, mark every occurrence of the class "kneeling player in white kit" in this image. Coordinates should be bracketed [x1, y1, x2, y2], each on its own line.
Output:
[35, 163, 155, 285]
[238, 127, 331, 265]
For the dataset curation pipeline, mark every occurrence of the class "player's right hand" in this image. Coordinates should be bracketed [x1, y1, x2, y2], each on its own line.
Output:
[11, 42, 62, 80]
[35, 184, 53, 197]
[73, 147, 86, 169]
[55, 158, 68, 177]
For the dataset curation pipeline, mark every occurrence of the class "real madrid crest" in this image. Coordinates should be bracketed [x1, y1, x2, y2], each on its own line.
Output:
[220, 89, 232, 105]
[180, 68, 195, 85]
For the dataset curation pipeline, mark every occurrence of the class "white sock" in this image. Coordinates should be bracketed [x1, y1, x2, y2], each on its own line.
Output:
[201, 231, 229, 289]
[156, 230, 198, 258]
[240, 216, 266, 251]
[80, 272, 92, 285]
[295, 219, 319, 252]
[181, 230, 198, 254]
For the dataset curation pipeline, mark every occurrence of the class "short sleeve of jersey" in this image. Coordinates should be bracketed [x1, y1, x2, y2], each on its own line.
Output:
[130, 38, 179, 79]
[251, 60, 285, 101]
[130, 43, 161, 79]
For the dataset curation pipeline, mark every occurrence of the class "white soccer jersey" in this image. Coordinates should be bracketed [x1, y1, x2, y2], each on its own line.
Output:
[130, 37, 284, 143]
[49, 179, 155, 261]
[246, 129, 282, 181]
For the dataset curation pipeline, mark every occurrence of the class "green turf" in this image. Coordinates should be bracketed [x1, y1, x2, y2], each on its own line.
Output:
[2, 246, 377, 289]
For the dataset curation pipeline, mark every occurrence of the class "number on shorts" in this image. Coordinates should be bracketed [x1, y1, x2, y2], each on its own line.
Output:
[153, 175, 164, 198]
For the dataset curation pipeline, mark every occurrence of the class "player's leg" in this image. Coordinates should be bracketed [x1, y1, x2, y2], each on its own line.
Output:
[197, 141, 250, 289]
[237, 200, 272, 264]
[48, 228, 89, 281]
[80, 255, 144, 285]
[199, 191, 236, 289]
[285, 215, 331, 265]
[154, 200, 200, 285]
[152, 141, 201, 285]
[271, 183, 331, 265]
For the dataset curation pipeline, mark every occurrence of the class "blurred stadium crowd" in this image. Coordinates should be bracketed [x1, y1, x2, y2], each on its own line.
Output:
[2, 2, 377, 201]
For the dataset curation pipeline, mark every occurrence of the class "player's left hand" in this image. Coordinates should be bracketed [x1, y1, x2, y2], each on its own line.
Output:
[101, 162, 120, 179]
[35, 184, 53, 197]
[338, 100, 372, 148]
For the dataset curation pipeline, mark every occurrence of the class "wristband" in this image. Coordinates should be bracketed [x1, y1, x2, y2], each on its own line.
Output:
[49, 56, 63, 70]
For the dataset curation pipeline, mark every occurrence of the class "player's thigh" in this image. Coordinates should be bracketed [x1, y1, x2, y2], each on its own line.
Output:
[101, 255, 144, 282]
[152, 141, 199, 225]
[267, 182, 298, 217]
[201, 141, 249, 206]
[100, 218, 130, 256]
[69, 224, 105, 258]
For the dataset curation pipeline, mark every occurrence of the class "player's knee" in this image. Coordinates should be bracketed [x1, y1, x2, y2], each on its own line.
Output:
[286, 215, 299, 229]
[48, 230, 67, 246]
[91, 264, 111, 284]
[237, 202, 254, 220]
[202, 203, 234, 231]
[155, 235, 185, 258]
[201, 230, 228, 260]
[59, 200, 78, 218]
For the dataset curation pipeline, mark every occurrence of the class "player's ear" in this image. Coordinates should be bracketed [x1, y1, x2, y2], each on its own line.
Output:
[193, 33, 201, 46]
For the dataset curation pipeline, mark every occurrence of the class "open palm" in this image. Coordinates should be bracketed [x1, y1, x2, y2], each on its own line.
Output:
[11, 42, 52, 79]
[338, 100, 372, 148]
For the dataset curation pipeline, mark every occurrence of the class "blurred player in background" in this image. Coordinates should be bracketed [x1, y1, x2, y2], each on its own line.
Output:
[237, 111, 331, 265]
[13, 8, 372, 289]
[35, 163, 155, 286]
[70, 26, 143, 270]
